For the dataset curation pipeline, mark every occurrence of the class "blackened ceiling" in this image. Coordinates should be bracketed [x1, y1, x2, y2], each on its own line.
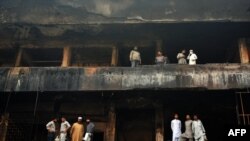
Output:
[0, 0, 250, 24]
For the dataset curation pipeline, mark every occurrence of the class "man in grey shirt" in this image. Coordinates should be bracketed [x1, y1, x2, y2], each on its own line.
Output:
[83, 118, 95, 141]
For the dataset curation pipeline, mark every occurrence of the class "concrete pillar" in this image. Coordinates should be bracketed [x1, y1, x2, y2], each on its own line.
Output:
[15, 48, 23, 67]
[0, 113, 9, 141]
[155, 40, 163, 55]
[61, 47, 72, 67]
[111, 46, 119, 66]
[239, 38, 249, 64]
[155, 107, 164, 141]
[105, 106, 116, 141]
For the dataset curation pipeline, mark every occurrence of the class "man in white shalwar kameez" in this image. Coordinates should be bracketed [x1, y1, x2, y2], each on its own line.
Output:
[192, 115, 206, 141]
[187, 50, 198, 65]
[171, 113, 182, 141]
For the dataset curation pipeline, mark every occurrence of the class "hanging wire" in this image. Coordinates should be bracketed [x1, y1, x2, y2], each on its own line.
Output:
[239, 92, 246, 125]
[30, 79, 40, 141]
[4, 91, 13, 114]
[235, 91, 240, 125]
[33, 90, 39, 116]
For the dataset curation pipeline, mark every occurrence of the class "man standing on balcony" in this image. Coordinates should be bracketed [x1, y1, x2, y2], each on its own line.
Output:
[177, 49, 187, 64]
[187, 50, 198, 65]
[155, 51, 168, 65]
[171, 113, 182, 141]
[129, 46, 141, 67]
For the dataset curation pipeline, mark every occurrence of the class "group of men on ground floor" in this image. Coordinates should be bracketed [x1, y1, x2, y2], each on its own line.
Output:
[46, 116, 95, 141]
[171, 114, 207, 141]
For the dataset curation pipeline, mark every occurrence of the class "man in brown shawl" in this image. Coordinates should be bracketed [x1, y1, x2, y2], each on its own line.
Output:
[70, 117, 84, 141]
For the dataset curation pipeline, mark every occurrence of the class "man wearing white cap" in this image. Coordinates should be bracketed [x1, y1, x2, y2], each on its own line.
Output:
[187, 50, 198, 65]
[70, 117, 84, 141]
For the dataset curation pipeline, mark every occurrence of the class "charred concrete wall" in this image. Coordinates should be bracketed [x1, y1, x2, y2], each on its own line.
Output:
[0, 64, 250, 92]
[0, 0, 250, 24]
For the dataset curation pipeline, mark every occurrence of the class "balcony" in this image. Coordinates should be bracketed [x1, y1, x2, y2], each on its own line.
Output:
[0, 64, 249, 92]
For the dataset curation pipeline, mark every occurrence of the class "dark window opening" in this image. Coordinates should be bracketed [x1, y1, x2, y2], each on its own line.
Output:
[0, 49, 18, 67]
[93, 132, 104, 141]
[116, 109, 155, 141]
[21, 48, 63, 67]
[71, 47, 112, 67]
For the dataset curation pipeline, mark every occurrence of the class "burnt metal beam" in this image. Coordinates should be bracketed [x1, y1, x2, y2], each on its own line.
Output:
[239, 38, 250, 64]
[155, 106, 164, 141]
[105, 106, 116, 141]
[61, 47, 72, 67]
[111, 46, 118, 66]
[0, 113, 9, 141]
[15, 48, 23, 67]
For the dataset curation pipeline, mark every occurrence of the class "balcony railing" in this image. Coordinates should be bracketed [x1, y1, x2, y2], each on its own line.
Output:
[0, 64, 250, 92]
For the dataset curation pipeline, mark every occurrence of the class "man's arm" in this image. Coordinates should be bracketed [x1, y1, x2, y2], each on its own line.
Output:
[65, 122, 71, 132]
[139, 53, 141, 64]
[194, 54, 198, 60]
[129, 51, 133, 61]
[46, 121, 52, 132]
[200, 121, 205, 133]
[187, 54, 191, 60]
[177, 53, 180, 59]
[192, 122, 195, 133]
[171, 120, 173, 131]
[179, 120, 181, 131]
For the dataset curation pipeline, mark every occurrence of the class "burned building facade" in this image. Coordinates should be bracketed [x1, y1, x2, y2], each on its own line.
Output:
[1, 0, 250, 141]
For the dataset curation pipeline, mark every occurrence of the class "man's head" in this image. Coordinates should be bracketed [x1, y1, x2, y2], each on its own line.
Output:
[182, 50, 186, 53]
[61, 117, 66, 122]
[157, 51, 162, 56]
[193, 115, 198, 120]
[53, 117, 57, 122]
[134, 46, 138, 50]
[186, 114, 191, 120]
[78, 116, 82, 122]
[189, 49, 193, 54]
[174, 113, 179, 119]
[86, 118, 90, 123]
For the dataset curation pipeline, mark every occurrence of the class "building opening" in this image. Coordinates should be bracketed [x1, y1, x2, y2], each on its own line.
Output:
[93, 132, 104, 141]
[0, 22, 250, 67]
[1, 89, 249, 141]
[21, 48, 63, 67]
[116, 109, 155, 141]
